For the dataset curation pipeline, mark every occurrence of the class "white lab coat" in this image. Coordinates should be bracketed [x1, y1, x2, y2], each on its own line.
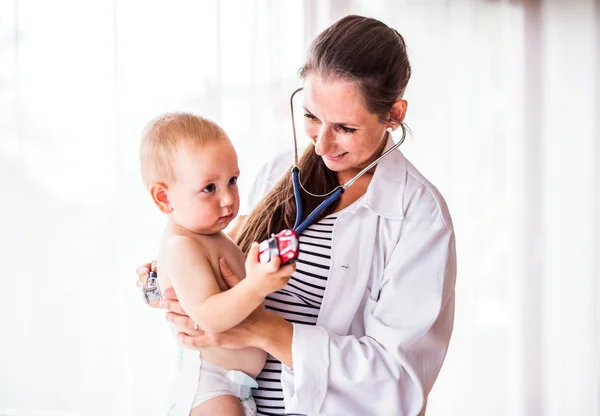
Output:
[244, 137, 457, 416]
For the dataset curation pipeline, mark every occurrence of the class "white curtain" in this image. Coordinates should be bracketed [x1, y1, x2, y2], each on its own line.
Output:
[0, 1, 597, 415]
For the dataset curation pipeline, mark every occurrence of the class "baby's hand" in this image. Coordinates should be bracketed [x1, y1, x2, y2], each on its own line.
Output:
[245, 242, 296, 297]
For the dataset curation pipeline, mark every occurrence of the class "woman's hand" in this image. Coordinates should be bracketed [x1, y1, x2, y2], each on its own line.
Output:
[168, 304, 268, 350]
[167, 257, 265, 350]
[135, 260, 182, 310]
[164, 257, 294, 366]
[136, 257, 242, 317]
[135, 261, 154, 289]
[136, 260, 158, 307]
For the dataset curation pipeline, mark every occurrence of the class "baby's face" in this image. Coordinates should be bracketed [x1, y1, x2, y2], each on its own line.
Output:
[167, 139, 240, 234]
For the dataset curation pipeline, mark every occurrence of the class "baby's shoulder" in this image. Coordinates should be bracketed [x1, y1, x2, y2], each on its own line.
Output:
[158, 234, 209, 262]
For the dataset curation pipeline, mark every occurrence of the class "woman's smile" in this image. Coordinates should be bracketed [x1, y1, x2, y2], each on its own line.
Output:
[323, 152, 348, 162]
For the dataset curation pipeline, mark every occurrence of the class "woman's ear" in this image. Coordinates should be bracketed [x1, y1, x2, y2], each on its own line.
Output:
[388, 99, 408, 129]
[150, 182, 173, 214]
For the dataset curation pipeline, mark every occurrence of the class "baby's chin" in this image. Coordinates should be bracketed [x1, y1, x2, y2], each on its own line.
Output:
[217, 213, 236, 225]
[183, 211, 238, 235]
[205, 217, 236, 234]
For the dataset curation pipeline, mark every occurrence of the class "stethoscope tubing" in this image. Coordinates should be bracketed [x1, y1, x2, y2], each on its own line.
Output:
[289, 88, 407, 235]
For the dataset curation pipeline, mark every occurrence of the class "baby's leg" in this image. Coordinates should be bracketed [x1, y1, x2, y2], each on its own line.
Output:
[189, 394, 244, 416]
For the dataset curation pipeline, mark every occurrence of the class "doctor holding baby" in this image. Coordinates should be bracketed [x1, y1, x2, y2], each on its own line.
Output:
[137, 14, 456, 416]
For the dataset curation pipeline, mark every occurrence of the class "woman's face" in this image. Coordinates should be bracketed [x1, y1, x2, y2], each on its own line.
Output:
[302, 74, 390, 178]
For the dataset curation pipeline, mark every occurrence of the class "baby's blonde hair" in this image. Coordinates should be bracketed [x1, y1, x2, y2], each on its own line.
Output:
[139, 112, 227, 188]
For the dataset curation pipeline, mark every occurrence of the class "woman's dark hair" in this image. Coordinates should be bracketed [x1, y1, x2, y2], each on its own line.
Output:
[237, 15, 411, 253]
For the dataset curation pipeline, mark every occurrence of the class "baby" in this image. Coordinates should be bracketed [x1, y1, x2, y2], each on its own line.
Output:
[139, 112, 294, 416]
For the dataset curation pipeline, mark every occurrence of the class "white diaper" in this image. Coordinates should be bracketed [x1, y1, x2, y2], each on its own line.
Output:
[191, 359, 257, 414]
[166, 348, 257, 416]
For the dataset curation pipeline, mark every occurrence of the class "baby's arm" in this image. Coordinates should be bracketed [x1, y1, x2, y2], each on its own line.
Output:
[161, 237, 292, 333]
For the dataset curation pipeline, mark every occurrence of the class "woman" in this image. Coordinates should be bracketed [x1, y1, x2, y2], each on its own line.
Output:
[138, 15, 456, 416]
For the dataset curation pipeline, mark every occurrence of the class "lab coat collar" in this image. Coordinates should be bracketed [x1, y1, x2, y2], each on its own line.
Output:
[359, 134, 407, 220]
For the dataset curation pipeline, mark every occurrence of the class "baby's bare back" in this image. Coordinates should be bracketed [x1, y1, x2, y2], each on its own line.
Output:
[158, 224, 266, 377]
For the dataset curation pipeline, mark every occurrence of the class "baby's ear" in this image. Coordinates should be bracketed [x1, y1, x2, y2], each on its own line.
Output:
[150, 182, 173, 214]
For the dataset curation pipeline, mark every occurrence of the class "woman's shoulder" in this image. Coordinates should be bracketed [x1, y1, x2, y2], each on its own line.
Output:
[400, 155, 453, 230]
[260, 149, 296, 180]
[369, 149, 453, 231]
[240, 150, 294, 215]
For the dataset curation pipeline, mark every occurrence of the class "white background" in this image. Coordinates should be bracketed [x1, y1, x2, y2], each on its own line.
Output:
[0, 0, 598, 415]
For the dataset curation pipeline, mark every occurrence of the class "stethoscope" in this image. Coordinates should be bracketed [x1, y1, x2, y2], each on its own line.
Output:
[143, 87, 410, 301]
[288, 87, 407, 235]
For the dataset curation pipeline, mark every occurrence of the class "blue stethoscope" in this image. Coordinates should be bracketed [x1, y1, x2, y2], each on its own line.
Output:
[143, 87, 410, 298]
[288, 87, 407, 235]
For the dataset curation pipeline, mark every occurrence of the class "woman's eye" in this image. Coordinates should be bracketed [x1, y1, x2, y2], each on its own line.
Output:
[229, 176, 238, 186]
[304, 113, 318, 121]
[202, 184, 216, 193]
[339, 125, 357, 134]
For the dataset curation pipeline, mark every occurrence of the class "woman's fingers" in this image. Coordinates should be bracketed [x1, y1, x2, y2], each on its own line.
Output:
[177, 332, 207, 349]
[136, 263, 152, 286]
[162, 287, 178, 300]
[166, 311, 195, 328]
[159, 298, 186, 315]
[135, 261, 157, 287]
[136, 263, 151, 276]
[219, 257, 242, 288]
[177, 330, 226, 349]
[173, 324, 203, 337]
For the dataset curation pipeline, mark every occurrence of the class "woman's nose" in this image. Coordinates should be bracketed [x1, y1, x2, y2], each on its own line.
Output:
[314, 127, 334, 156]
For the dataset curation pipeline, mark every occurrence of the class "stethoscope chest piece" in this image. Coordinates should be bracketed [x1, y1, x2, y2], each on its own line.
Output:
[140, 270, 163, 304]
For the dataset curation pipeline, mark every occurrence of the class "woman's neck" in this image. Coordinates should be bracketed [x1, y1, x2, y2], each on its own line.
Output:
[332, 172, 373, 213]
[332, 132, 388, 212]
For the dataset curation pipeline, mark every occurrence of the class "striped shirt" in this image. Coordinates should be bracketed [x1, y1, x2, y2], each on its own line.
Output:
[254, 214, 336, 416]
